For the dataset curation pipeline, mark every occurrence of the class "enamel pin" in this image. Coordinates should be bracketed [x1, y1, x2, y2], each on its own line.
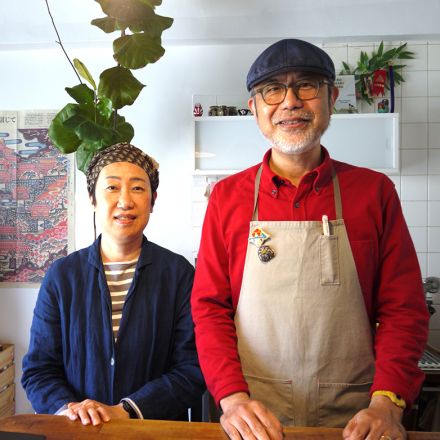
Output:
[249, 227, 275, 263]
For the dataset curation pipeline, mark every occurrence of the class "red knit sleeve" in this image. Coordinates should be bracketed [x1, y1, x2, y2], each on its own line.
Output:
[191, 185, 249, 405]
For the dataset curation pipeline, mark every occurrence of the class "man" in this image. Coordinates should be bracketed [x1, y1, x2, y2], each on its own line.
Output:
[22, 143, 205, 425]
[191, 39, 429, 440]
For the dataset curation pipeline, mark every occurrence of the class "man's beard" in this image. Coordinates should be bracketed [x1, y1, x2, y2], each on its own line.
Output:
[262, 116, 330, 155]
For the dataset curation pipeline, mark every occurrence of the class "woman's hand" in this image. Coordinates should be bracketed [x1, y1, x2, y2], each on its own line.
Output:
[59, 399, 130, 426]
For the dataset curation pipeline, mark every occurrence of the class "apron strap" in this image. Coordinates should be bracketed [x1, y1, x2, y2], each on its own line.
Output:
[252, 163, 343, 221]
[332, 168, 343, 219]
[252, 165, 263, 221]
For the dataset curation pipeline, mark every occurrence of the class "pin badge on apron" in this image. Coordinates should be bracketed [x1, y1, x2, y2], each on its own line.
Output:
[249, 227, 275, 263]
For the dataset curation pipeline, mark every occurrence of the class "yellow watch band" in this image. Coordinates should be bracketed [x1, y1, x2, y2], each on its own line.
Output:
[372, 390, 406, 409]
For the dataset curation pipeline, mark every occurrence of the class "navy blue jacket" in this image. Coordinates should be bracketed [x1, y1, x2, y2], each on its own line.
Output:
[22, 236, 205, 419]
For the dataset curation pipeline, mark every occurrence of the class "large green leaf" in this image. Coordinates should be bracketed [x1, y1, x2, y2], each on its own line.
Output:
[113, 34, 164, 69]
[138, 0, 162, 6]
[63, 111, 116, 144]
[96, 0, 154, 22]
[76, 141, 108, 173]
[75, 119, 131, 171]
[97, 97, 114, 120]
[48, 104, 82, 154]
[114, 115, 135, 142]
[73, 58, 97, 90]
[98, 66, 145, 109]
[65, 84, 95, 105]
[129, 13, 173, 36]
[91, 17, 128, 33]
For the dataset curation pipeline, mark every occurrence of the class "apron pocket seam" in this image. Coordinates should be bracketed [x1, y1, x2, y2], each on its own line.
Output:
[319, 235, 341, 285]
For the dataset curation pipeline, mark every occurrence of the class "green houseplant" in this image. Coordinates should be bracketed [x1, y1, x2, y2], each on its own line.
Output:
[47, 0, 173, 172]
[339, 41, 414, 105]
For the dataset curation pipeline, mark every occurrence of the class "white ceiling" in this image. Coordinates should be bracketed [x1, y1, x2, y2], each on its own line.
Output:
[2, 0, 440, 48]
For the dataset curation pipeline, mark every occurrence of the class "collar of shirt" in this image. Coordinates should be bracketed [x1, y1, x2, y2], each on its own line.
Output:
[259, 146, 333, 199]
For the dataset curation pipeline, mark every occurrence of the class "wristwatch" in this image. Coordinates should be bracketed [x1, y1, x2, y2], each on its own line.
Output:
[121, 400, 137, 418]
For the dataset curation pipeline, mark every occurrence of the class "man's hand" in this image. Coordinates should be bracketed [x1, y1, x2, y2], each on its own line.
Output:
[342, 395, 407, 440]
[59, 399, 130, 426]
[219, 392, 284, 440]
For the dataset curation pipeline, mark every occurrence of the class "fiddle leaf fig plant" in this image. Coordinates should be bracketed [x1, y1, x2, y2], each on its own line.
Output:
[47, 0, 173, 173]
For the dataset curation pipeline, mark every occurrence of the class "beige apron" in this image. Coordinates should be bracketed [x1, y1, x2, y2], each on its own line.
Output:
[235, 166, 375, 428]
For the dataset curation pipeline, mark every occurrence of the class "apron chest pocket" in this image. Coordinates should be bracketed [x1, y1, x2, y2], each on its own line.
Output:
[319, 235, 340, 285]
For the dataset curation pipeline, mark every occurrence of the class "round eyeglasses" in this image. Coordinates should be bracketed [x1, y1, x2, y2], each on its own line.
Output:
[253, 79, 333, 105]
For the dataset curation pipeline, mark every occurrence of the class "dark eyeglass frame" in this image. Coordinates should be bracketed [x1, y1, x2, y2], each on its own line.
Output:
[252, 78, 334, 105]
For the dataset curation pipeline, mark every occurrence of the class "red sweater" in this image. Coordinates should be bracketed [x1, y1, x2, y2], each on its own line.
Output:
[192, 147, 429, 408]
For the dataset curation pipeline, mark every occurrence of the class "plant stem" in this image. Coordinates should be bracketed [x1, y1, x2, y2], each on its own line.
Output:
[44, 0, 82, 84]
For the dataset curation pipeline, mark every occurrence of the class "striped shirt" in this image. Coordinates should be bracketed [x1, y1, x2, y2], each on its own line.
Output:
[103, 259, 138, 340]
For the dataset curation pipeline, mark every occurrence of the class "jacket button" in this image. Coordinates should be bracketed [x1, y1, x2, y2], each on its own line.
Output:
[110, 357, 115, 366]
[294, 202, 300, 208]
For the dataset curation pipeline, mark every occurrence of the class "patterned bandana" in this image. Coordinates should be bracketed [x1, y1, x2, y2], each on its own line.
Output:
[86, 142, 159, 202]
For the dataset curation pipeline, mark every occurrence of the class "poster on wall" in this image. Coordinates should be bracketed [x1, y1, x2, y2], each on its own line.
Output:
[0, 110, 74, 285]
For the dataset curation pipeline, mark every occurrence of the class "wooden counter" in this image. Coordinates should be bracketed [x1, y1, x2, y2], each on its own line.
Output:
[0, 415, 438, 439]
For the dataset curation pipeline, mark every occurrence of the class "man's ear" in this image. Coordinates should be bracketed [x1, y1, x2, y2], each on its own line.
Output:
[248, 96, 259, 119]
[151, 192, 158, 213]
[248, 96, 256, 115]
[329, 86, 339, 114]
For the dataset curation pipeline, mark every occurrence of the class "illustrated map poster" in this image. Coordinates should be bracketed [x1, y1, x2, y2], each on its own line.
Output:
[0, 110, 73, 284]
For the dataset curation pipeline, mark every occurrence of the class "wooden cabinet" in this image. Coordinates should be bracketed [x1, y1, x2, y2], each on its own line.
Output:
[0, 344, 15, 418]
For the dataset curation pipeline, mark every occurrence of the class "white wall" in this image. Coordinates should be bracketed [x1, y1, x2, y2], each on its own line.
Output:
[1, 0, 440, 415]
[4, 0, 440, 46]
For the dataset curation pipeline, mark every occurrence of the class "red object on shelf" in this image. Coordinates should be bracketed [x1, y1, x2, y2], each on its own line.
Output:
[193, 103, 203, 117]
[371, 69, 387, 97]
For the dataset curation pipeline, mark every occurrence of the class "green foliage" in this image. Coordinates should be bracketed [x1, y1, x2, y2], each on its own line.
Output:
[48, 0, 173, 173]
[339, 42, 414, 105]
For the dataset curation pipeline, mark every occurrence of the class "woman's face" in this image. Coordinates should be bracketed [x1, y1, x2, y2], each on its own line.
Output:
[92, 161, 154, 246]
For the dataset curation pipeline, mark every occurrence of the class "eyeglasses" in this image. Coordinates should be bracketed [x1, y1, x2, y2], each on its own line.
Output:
[253, 79, 333, 105]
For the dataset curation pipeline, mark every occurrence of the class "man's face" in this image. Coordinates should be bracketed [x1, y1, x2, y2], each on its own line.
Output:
[248, 71, 339, 156]
[92, 161, 155, 246]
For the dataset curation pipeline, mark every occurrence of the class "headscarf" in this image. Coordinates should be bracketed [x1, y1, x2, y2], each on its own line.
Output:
[86, 142, 159, 204]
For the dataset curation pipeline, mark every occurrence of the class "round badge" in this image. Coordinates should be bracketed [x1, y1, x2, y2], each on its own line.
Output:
[258, 245, 275, 263]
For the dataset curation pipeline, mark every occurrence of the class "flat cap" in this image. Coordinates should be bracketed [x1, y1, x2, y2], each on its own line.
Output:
[246, 39, 335, 91]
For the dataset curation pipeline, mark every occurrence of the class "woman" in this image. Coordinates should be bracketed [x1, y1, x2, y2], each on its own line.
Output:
[22, 142, 205, 426]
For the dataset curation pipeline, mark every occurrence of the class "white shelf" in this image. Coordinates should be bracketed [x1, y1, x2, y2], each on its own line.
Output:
[195, 115, 253, 122]
[194, 113, 399, 175]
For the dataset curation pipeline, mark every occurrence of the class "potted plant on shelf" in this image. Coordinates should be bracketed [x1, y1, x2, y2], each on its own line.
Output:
[47, 0, 173, 173]
[339, 41, 414, 109]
